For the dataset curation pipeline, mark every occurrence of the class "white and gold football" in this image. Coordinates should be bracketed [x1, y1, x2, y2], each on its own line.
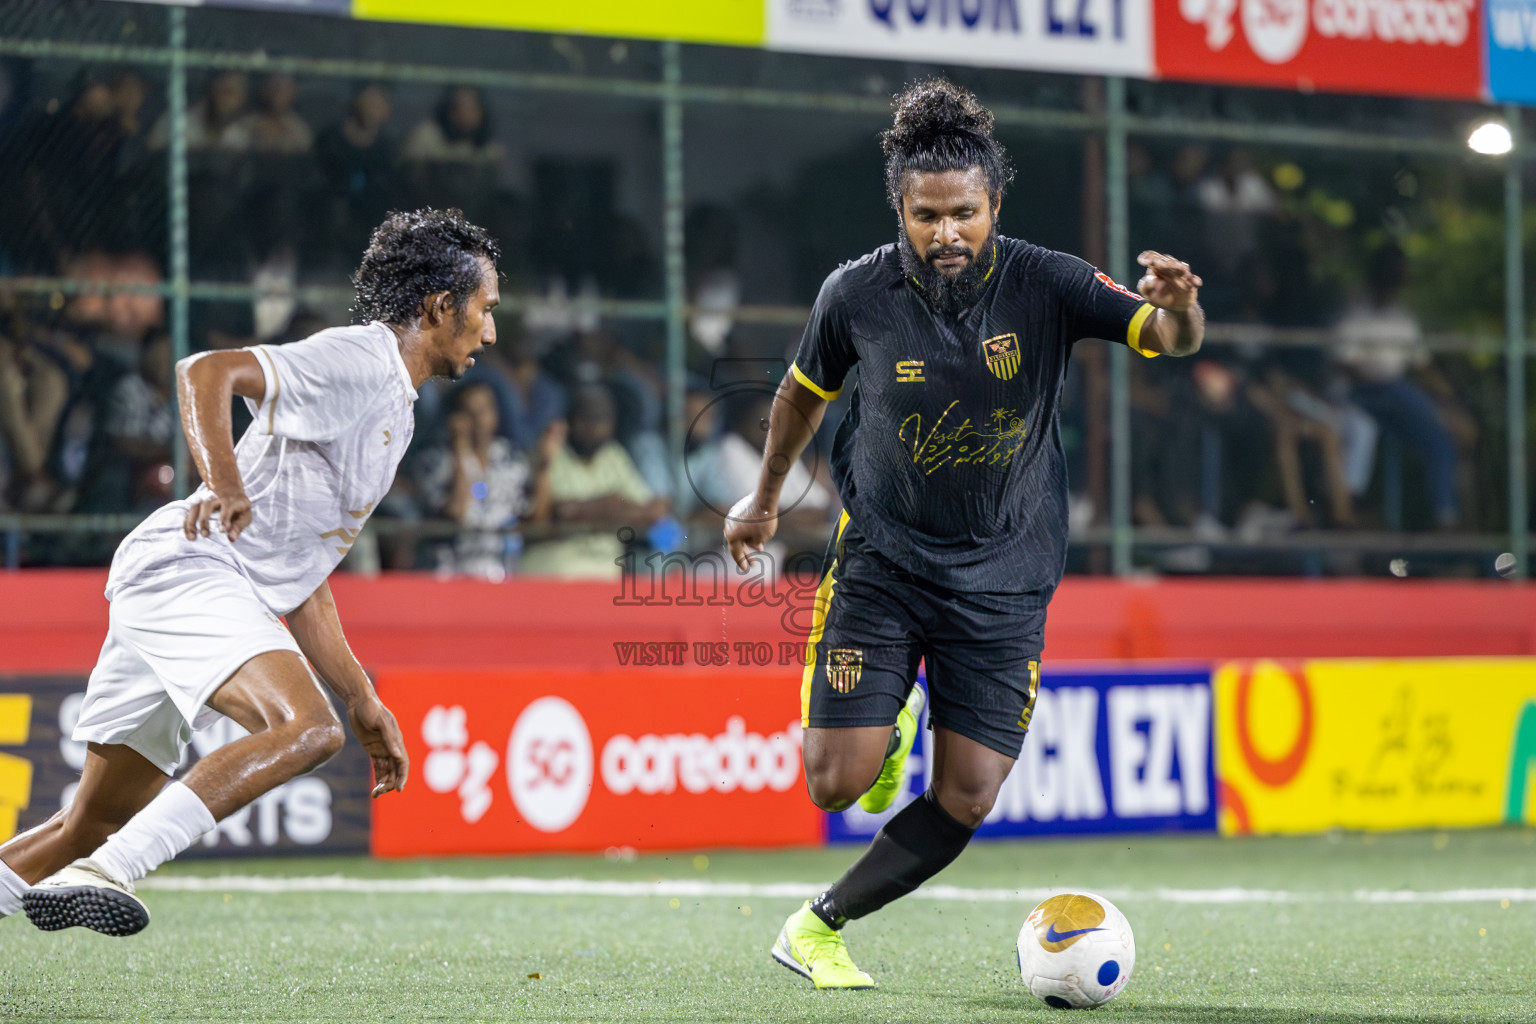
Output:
[1016, 892, 1136, 1009]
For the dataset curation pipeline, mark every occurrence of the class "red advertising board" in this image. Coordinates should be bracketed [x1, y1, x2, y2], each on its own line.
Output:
[372, 669, 822, 856]
[1153, 0, 1484, 100]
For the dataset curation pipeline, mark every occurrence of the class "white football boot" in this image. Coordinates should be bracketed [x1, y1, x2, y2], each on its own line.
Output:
[24, 859, 150, 937]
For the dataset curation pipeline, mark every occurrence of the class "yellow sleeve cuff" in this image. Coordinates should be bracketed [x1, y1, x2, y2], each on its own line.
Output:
[1125, 303, 1159, 358]
[790, 362, 843, 401]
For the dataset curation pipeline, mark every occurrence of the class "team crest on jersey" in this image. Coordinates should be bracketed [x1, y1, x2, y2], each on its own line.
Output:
[982, 333, 1022, 381]
[827, 649, 864, 693]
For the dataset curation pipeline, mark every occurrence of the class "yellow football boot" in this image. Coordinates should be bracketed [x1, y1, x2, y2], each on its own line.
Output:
[858, 684, 925, 814]
[771, 901, 874, 989]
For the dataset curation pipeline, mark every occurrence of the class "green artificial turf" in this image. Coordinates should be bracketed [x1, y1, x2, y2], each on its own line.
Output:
[2, 829, 1533, 1023]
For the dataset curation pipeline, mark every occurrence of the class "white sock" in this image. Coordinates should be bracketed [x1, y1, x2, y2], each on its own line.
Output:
[0, 857, 26, 916]
[91, 782, 216, 886]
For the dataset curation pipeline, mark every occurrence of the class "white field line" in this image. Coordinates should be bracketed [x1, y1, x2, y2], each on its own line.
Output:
[140, 875, 1536, 905]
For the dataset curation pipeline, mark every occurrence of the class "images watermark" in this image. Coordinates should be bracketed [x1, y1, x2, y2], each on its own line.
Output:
[606, 357, 838, 656]
[611, 639, 815, 668]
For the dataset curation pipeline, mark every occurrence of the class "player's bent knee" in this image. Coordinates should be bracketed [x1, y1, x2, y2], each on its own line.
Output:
[802, 758, 877, 811]
[805, 776, 860, 813]
[934, 785, 997, 828]
[289, 720, 346, 774]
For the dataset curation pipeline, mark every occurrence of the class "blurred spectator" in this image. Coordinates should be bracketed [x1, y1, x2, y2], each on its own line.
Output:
[1192, 148, 1278, 322]
[0, 60, 29, 271]
[498, 334, 566, 452]
[64, 251, 166, 348]
[237, 73, 313, 154]
[316, 82, 398, 259]
[1195, 149, 1277, 220]
[688, 270, 741, 365]
[402, 85, 503, 165]
[14, 75, 142, 263]
[1126, 142, 1180, 269]
[685, 205, 741, 361]
[530, 157, 656, 299]
[416, 380, 554, 581]
[93, 331, 176, 513]
[686, 390, 830, 530]
[52, 251, 163, 515]
[149, 70, 251, 151]
[108, 70, 147, 142]
[520, 383, 667, 579]
[0, 59, 26, 137]
[401, 85, 508, 238]
[675, 386, 720, 520]
[1244, 354, 1359, 530]
[544, 328, 671, 500]
[1333, 245, 1461, 529]
[0, 308, 69, 512]
[1132, 357, 1277, 537]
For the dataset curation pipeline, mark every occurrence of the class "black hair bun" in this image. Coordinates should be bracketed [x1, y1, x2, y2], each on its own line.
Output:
[882, 79, 995, 156]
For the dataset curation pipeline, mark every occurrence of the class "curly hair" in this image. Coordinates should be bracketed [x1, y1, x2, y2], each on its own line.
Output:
[352, 208, 500, 326]
[881, 79, 1015, 212]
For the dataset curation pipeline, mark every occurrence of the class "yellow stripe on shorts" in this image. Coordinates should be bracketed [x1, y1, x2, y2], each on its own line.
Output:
[800, 511, 851, 727]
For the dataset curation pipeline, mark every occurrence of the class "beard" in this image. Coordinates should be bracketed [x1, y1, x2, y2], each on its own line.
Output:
[443, 346, 483, 382]
[898, 222, 999, 317]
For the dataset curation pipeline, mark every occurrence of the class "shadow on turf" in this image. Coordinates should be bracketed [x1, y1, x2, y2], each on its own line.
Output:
[961, 999, 1476, 1023]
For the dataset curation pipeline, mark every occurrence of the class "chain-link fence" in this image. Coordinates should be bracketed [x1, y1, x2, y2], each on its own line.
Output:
[0, 0, 1530, 579]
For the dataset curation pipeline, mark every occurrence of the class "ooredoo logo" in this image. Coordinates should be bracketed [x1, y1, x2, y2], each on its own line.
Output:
[507, 697, 594, 833]
[601, 717, 803, 796]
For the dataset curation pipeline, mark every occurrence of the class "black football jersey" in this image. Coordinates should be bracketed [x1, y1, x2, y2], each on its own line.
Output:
[791, 236, 1157, 599]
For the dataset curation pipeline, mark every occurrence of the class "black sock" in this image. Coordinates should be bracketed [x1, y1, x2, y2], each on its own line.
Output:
[810, 787, 976, 929]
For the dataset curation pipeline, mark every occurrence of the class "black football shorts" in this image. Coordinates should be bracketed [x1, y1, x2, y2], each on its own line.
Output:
[800, 513, 1045, 758]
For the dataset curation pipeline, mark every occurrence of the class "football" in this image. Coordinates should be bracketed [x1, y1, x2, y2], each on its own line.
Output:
[1016, 892, 1136, 1009]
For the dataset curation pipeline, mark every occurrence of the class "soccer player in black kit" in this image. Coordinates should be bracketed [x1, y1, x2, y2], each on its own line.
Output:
[724, 79, 1205, 989]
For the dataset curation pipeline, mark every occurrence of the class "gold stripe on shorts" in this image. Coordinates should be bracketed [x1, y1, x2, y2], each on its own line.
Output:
[800, 510, 851, 727]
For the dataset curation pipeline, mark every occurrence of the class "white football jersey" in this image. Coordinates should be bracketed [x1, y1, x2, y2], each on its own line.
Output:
[106, 322, 417, 615]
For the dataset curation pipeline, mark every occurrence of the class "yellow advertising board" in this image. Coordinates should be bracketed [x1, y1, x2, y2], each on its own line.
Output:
[352, 0, 765, 47]
[1215, 659, 1536, 835]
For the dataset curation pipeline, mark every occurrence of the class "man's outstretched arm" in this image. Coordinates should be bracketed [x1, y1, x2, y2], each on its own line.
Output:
[287, 579, 410, 798]
[176, 350, 266, 541]
[723, 371, 829, 570]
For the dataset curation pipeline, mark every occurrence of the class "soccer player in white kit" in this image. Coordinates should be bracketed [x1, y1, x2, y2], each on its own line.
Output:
[0, 208, 501, 936]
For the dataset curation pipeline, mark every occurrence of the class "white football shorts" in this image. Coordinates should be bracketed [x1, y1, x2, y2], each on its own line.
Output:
[74, 560, 304, 775]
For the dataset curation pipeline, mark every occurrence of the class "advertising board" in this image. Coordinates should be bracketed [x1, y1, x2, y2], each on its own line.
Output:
[767, 0, 1154, 77]
[371, 668, 822, 856]
[1152, 0, 1485, 100]
[353, 0, 766, 45]
[828, 666, 1216, 843]
[0, 675, 372, 856]
[1215, 659, 1536, 835]
[1487, 0, 1536, 103]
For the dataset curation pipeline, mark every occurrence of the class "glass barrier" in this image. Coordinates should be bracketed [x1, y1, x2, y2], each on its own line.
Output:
[0, 2, 1529, 579]
[1124, 140, 1507, 575]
